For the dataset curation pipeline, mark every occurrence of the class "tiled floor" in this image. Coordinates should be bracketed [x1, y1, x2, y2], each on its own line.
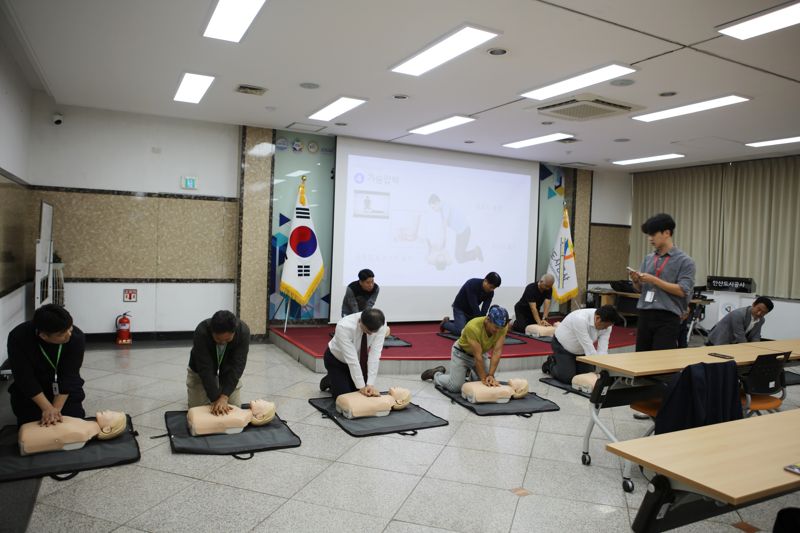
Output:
[25, 342, 800, 533]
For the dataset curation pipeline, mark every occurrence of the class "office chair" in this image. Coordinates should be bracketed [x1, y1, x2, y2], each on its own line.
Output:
[740, 352, 789, 417]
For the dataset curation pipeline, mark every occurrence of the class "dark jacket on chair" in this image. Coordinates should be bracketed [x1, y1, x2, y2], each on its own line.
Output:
[654, 361, 742, 435]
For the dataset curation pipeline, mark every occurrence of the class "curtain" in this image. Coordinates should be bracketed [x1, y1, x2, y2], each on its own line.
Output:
[720, 156, 800, 298]
[630, 164, 725, 284]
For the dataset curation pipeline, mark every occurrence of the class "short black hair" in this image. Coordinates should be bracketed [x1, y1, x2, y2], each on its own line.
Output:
[361, 308, 385, 332]
[595, 305, 621, 325]
[210, 310, 238, 333]
[33, 304, 73, 334]
[358, 269, 374, 281]
[485, 272, 502, 288]
[754, 296, 774, 312]
[641, 213, 676, 236]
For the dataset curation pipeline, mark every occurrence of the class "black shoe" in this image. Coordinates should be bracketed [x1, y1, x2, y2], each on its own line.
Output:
[541, 356, 553, 375]
[421, 366, 446, 381]
[633, 413, 651, 420]
[319, 375, 331, 392]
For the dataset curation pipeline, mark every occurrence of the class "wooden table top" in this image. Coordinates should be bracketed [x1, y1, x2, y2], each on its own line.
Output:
[606, 409, 800, 505]
[577, 340, 800, 377]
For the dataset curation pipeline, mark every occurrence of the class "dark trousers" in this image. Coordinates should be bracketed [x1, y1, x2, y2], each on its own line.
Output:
[323, 348, 358, 399]
[550, 336, 593, 384]
[636, 309, 681, 352]
[10, 391, 86, 426]
[442, 307, 469, 336]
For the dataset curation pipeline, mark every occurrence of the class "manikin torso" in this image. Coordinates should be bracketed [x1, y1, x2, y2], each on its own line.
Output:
[18, 411, 125, 456]
[335, 387, 411, 419]
[461, 378, 529, 404]
[187, 400, 276, 436]
[525, 322, 560, 337]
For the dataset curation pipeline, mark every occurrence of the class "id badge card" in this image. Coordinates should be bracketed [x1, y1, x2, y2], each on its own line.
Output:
[645, 290, 655, 303]
[52, 382, 60, 395]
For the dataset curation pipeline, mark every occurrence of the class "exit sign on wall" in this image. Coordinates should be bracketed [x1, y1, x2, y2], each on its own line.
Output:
[123, 289, 137, 302]
[181, 176, 198, 190]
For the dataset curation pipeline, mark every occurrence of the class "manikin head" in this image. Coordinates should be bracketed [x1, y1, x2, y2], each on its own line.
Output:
[751, 296, 774, 320]
[95, 410, 126, 440]
[249, 399, 276, 426]
[388, 387, 412, 410]
[34, 304, 74, 344]
[210, 310, 238, 344]
[507, 378, 529, 399]
[641, 213, 676, 253]
[358, 269, 376, 292]
[593, 305, 621, 331]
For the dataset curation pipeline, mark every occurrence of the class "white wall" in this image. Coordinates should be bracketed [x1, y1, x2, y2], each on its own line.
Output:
[27, 92, 240, 197]
[0, 37, 32, 180]
[64, 282, 235, 334]
[591, 170, 632, 226]
[0, 284, 31, 364]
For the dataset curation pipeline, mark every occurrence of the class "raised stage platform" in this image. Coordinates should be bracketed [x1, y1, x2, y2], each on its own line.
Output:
[270, 322, 638, 376]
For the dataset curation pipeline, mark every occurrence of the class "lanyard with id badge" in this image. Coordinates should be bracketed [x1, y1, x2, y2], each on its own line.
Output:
[645, 254, 670, 303]
[39, 344, 63, 396]
[216, 344, 226, 376]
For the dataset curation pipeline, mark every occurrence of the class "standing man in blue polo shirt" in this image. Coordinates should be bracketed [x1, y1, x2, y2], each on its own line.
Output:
[628, 213, 696, 351]
[441, 272, 501, 336]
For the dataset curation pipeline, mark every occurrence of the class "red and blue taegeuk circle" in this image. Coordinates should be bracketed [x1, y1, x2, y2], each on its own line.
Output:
[289, 226, 317, 258]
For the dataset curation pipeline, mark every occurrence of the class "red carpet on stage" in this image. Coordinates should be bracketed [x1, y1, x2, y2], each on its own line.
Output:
[270, 322, 637, 361]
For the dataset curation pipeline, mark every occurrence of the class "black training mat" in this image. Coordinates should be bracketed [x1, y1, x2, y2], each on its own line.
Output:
[328, 332, 412, 348]
[436, 332, 525, 345]
[435, 384, 560, 416]
[785, 371, 800, 386]
[164, 410, 300, 458]
[308, 396, 448, 437]
[539, 377, 591, 399]
[0, 415, 140, 483]
[508, 330, 554, 344]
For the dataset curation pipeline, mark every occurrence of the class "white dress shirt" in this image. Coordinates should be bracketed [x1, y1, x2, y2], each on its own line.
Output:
[554, 308, 611, 356]
[327, 312, 387, 389]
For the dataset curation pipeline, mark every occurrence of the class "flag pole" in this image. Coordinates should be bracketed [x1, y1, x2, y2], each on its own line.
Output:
[283, 295, 290, 333]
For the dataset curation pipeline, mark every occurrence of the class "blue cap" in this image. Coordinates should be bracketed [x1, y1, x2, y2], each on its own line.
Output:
[487, 305, 509, 327]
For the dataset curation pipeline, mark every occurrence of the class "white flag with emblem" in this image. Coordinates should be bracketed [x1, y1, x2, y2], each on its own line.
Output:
[280, 178, 324, 305]
[547, 208, 578, 303]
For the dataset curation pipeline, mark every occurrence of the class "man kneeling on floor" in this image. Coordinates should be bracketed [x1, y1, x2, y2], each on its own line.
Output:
[421, 305, 510, 391]
[322, 308, 388, 399]
[544, 305, 620, 384]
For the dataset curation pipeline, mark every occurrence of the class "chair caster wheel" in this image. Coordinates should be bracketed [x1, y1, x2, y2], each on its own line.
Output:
[581, 453, 591, 466]
[622, 479, 634, 492]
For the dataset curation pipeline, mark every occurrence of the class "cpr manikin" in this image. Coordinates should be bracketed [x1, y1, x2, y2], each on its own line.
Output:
[18, 410, 126, 456]
[461, 378, 529, 404]
[571, 372, 598, 393]
[335, 387, 411, 419]
[187, 399, 276, 436]
[524, 322, 561, 337]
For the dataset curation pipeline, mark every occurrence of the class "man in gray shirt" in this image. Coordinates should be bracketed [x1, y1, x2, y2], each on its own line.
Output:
[708, 296, 773, 346]
[628, 213, 696, 351]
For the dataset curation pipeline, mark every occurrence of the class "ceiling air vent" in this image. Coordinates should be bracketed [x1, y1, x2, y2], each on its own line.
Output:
[535, 93, 639, 121]
[561, 162, 596, 168]
[235, 84, 267, 96]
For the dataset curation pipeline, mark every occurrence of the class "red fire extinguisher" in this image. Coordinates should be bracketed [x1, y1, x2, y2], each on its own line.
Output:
[115, 312, 132, 345]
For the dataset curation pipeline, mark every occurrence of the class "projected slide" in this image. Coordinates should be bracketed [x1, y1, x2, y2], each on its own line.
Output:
[342, 155, 531, 287]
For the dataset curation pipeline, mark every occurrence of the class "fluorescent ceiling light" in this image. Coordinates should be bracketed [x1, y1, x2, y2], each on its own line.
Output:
[285, 170, 311, 177]
[409, 116, 475, 135]
[174, 73, 215, 103]
[718, 2, 800, 40]
[520, 64, 636, 101]
[392, 26, 498, 76]
[204, 0, 266, 42]
[308, 97, 366, 121]
[503, 133, 573, 149]
[632, 95, 749, 122]
[746, 135, 800, 147]
[613, 153, 685, 166]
